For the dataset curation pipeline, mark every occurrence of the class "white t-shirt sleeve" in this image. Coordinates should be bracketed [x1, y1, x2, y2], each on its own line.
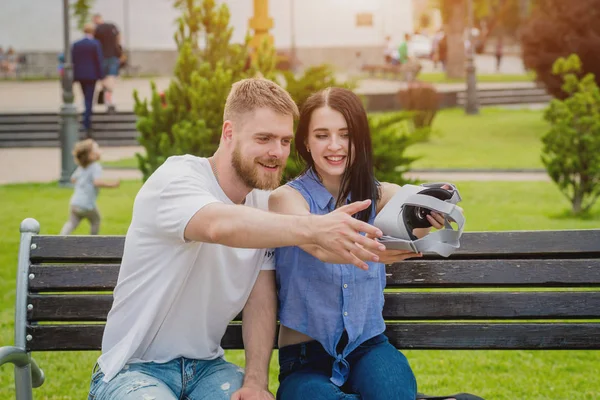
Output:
[91, 163, 103, 180]
[261, 249, 275, 271]
[156, 173, 221, 242]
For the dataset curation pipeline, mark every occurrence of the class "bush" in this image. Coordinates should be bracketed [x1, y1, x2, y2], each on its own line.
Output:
[521, 0, 600, 99]
[542, 54, 600, 215]
[397, 81, 439, 138]
[370, 112, 421, 185]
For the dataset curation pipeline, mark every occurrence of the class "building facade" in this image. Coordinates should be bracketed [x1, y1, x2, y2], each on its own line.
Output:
[1, 0, 414, 76]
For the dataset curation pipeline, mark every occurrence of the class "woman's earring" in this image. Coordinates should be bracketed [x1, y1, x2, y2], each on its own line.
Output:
[307, 148, 311, 153]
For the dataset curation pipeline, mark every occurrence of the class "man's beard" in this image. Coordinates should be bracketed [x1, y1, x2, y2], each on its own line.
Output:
[231, 145, 283, 190]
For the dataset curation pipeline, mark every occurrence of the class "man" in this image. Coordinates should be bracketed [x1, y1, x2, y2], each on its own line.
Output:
[398, 33, 412, 65]
[71, 23, 104, 138]
[87, 78, 386, 399]
[92, 13, 120, 113]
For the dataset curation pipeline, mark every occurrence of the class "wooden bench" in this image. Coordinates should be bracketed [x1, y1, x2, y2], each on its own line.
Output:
[2, 218, 600, 399]
[361, 64, 403, 79]
[361, 61, 422, 82]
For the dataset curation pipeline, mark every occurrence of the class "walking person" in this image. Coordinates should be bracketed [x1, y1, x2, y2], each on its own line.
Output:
[93, 13, 121, 113]
[72, 23, 104, 138]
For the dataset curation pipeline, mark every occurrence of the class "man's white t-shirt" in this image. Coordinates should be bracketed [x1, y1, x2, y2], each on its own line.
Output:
[98, 155, 274, 382]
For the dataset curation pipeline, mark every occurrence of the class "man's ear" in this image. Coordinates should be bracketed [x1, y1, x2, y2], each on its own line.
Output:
[222, 120, 234, 143]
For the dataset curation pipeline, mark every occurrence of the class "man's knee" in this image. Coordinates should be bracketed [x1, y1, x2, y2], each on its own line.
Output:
[191, 361, 244, 400]
[89, 368, 176, 400]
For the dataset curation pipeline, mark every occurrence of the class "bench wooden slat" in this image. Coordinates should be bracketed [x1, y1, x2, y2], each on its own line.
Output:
[28, 295, 113, 321]
[31, 236, 125, 262]
[385, 323, 600, 350]
[30, 231, 600, 262]
[386, 259, 600, 287]
[27, 292, 600, 322]
[26, 323, 600, 351]
[29, 265, 120, 292]
[29, 259, 600, 292]
[383, 292, 600, 319]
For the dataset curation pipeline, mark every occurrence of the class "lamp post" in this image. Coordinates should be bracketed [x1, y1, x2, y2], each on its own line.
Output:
[290, 0, 297, 72]
[59, 0, 79, 186]
[465, 0, 479, 115]
[123, 0, 131, 76]
[249, 0, 274, 53]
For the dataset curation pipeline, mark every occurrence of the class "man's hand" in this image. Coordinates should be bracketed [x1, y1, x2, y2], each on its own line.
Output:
[230, 385, 274, 400]
[310, 200, 386, 270]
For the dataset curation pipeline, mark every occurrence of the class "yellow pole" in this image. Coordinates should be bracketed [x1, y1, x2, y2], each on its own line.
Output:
[249, 0, 274, 51]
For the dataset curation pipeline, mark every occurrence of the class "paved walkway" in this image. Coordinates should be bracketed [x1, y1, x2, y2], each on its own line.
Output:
[0, 77, 539, 112]
[0, 147, 550, 185]
[0, 54, 532, 113]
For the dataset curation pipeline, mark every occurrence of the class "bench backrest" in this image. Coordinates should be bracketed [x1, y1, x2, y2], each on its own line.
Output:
[17, 219, 600, 353]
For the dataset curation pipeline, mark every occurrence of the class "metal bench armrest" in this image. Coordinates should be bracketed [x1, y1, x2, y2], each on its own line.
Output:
[0, 346, 45, 388]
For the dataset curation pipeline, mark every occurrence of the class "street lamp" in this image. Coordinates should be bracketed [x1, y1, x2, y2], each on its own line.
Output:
[59, 0, 79, 186]
[290, 0, 297, 72]
[465, 0, 479, 115]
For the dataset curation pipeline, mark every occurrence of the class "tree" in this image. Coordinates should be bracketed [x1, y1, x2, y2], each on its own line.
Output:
[440, 0, 466, 79]
[436, 0, 530, 78]
[542, 54, 600, 215]
[521, 0, 600, 99]
[72, 0, 95, 30]
[133, 0, 257, 180]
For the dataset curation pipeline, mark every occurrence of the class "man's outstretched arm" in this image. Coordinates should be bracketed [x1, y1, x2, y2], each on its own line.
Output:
[184, 200, 385, 270]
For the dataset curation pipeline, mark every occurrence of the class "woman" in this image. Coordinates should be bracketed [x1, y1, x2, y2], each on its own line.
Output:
[269, 87, 448, 399]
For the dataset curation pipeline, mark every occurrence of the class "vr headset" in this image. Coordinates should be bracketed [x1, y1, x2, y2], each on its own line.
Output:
[373, 182, 465, 257]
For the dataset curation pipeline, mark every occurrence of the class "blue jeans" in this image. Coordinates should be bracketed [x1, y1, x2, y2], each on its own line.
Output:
[102, 56, 120, 76]
[277, 334, 417, 400]
[78, 80, 96, 131]
[88, 357, 245, 399]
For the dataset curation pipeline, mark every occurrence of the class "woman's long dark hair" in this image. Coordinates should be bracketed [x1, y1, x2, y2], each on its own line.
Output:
[296, 87, 380, 223]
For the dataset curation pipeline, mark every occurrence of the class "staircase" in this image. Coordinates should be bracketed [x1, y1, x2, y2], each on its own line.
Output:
[0, 112, 138, 148]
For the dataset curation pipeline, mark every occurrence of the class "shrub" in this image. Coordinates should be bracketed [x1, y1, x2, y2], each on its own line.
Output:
[542, 54, 600, 215]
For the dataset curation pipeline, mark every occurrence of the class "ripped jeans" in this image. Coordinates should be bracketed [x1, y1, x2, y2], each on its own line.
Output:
[88, 357, 245, 400]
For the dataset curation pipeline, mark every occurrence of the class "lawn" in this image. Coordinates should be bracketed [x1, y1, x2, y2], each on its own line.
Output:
[104, 108, 549, 171]
[419, 72, 536, 84]
[408, 107, 548, 170]
[1, 180, 599, 399]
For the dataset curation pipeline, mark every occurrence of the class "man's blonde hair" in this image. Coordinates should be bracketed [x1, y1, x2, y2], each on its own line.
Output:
[223, 78, 299, 124]
[83, 23, 95, 35]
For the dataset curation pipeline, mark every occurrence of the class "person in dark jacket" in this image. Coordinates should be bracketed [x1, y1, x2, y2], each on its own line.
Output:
[72, 23, 104, 137]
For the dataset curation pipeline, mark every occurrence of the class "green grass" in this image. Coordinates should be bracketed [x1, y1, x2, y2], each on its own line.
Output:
[106, 108, 549, 171]
[408, 108, 548, 169]
[0, 180, 599, 399]
[419, 72, 536, 84]
[104, 157, 139, 169]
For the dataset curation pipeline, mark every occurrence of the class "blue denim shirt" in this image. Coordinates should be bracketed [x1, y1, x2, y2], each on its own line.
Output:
[275, 169, 387, 386]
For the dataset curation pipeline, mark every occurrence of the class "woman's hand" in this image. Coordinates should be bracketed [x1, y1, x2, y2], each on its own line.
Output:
[364, 233, 422, 264]
[412, 211, 446, 239]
